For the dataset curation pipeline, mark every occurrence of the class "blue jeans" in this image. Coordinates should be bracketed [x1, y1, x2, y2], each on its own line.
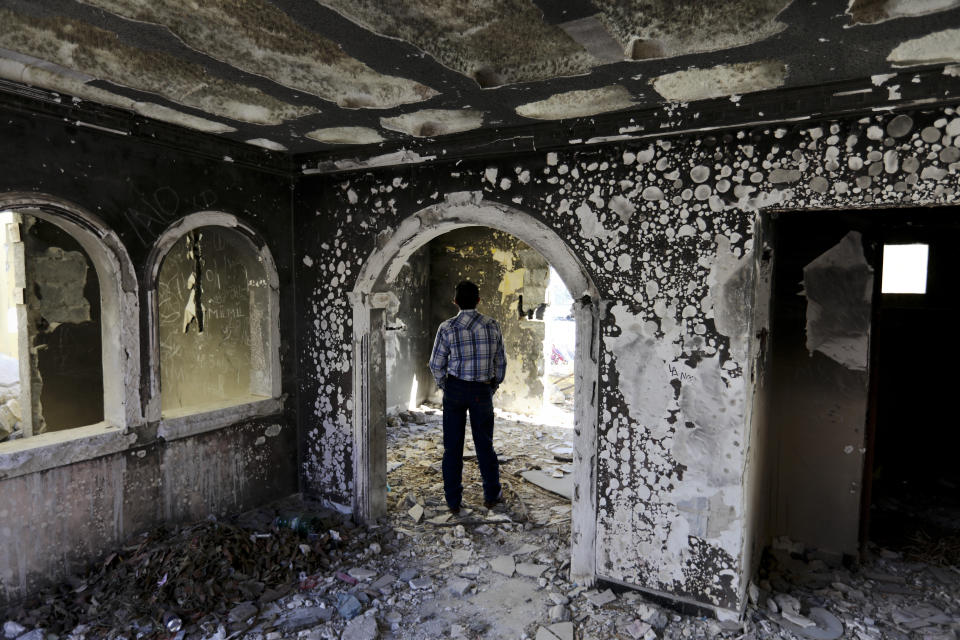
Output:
[441, 376, 501, 509]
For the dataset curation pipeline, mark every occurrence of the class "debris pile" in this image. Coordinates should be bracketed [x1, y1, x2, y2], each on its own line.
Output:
[0, 509, 358, 638]
[3, 404, 959, 639]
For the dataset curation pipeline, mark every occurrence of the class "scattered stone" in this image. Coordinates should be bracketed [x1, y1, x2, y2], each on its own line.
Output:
[625, 619, 654, 640]
[398, 568, 418, 582]
[408, 504, 424, 523]
[491, 555, 516, 577]
[409, 576, 433, 590]
[335, 594, 363, 621]
[452, 549, 472, 565]
[586, 589, 617, 607]
[348, 567, 377, 581]
[460, 565, 481, 578]
[383, 610, 403, 628]
[341, 614, 379, 640]
[14, 631, 44, 640]
[370, 574, 395, 591]
[549, 604, 570, 622]
[3, 621, 26, 639]
[516, 562, 548, 578]
[446, 578, 473, 597]
[228, 601, 258, 623]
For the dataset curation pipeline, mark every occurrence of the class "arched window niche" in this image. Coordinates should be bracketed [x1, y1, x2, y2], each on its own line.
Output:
[0, 193, 141, 477]
[147, 213, 281, 438]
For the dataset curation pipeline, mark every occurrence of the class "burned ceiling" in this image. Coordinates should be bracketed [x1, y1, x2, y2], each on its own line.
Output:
[0, 0, 959, 156]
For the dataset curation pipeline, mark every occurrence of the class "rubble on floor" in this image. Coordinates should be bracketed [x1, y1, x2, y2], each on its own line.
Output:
[3, 405, 959, 639]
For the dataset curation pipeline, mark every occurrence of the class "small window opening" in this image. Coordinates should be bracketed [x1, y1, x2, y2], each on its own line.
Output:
[881, 244, 928, 294]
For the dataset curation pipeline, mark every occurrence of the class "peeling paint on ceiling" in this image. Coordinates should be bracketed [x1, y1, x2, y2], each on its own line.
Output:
[516, 85, 634, 120]
[77, 0, 437, 109]
[650, 61, 787, 102]
[593, 0, 791, 60]
[0, 48, 236, 133]
[847, 0, 960, 25]
[306, 127, 386, 145]
[0, 0, 957, 153]
[317, 0, 596, 86]
[887, 28, 960, 66]
[380, 109, 486, 138]
[0, 9, 312, 125]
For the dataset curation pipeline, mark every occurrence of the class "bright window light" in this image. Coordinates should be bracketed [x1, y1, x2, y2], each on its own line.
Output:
[881, 244, 928, 294]
[7, 307, 16, 334]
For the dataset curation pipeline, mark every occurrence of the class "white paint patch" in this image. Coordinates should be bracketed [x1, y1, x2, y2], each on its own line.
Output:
[608, 195, 636, 223]
[575, 203, 619, 242]
[380, 109, 485, 137]
[516, 85, 634, 120]
[706, 237, 753, 363]
[606, 304, 679, 434]
[305, 127, 386, 145]
[888, 28, 960, 66]
[651, 60, 787, 101]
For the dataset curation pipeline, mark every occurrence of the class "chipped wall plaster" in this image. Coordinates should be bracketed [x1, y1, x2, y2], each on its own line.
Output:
[296, 102, 960, 614]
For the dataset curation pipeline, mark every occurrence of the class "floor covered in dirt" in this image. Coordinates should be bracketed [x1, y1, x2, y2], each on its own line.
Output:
[2, 405, 959, 640]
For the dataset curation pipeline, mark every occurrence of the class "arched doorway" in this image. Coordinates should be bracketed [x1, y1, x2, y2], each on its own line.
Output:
[351, 196, 603, 584]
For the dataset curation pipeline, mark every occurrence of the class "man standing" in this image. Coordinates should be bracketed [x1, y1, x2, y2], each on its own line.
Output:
[429, 280, 506, 514]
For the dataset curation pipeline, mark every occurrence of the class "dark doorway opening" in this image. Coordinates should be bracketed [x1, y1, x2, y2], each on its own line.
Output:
[766, 207, 960, 563]
[867, 214, 960, 560]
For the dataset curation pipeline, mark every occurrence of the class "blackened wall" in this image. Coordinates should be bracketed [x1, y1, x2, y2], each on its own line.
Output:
[0, 103, 298, 602]
[294, 103, 960, 613]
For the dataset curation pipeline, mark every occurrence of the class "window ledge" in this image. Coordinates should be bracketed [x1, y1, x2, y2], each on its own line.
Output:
[158, 396, 283, 442]
[0, 397, 284, 482]
[0, 421, 135, 481]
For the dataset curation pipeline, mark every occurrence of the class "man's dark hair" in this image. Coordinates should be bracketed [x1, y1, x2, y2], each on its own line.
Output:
[454, 280, 480, 309]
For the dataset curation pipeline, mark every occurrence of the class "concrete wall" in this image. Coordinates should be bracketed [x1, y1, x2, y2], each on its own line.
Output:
[0, 417, 296, 601]
[427, 228, 549, 414]
[295, 103, 960, 615]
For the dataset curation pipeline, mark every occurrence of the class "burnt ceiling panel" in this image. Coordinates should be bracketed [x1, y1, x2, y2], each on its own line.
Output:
[0, 0, 957, 157]
[315, 0, 597, 87]
[592, 0, 792, 60]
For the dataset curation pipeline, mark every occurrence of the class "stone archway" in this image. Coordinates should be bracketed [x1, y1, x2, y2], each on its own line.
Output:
[351, 193, 603, 585]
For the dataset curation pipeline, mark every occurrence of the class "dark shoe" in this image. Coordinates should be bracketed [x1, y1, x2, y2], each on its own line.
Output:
[483, 492, 503, 509]
[449, 505, 461, 514]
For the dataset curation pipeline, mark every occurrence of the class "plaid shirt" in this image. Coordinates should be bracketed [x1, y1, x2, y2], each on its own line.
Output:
[429, 309, 506, 390]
